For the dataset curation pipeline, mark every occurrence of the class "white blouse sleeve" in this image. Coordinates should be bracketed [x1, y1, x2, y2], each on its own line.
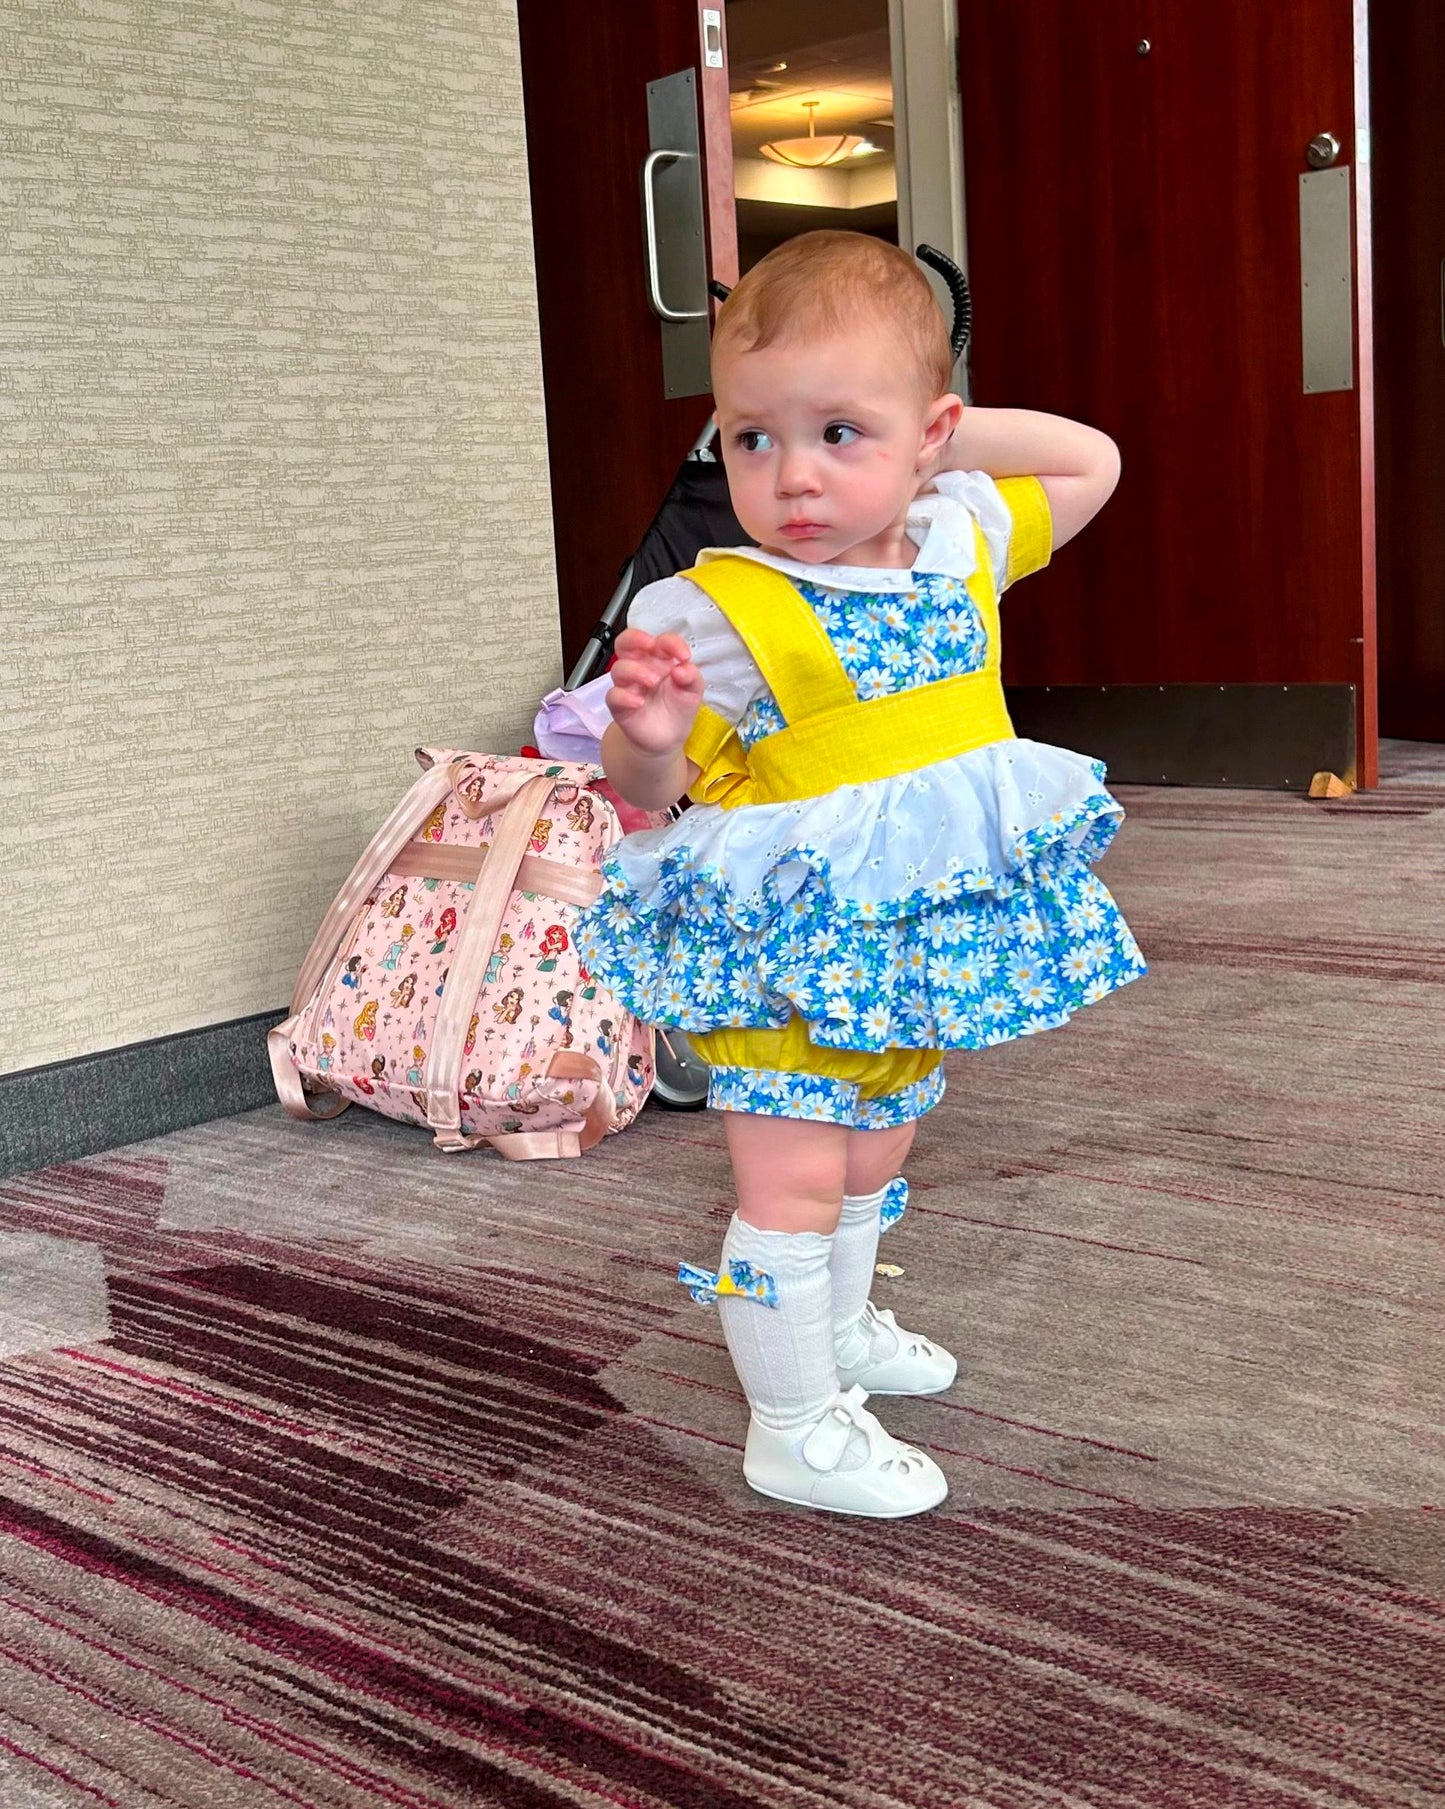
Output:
[626, 574, 765, 726]
[928, 469, 1016, 592]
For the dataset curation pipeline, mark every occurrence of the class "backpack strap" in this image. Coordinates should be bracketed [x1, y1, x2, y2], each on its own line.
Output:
[424, 778, 622, 1157]
[487, 1052, 615, 1161]
[269, 756, 471, 1123]
[425, 773, 557, 1152]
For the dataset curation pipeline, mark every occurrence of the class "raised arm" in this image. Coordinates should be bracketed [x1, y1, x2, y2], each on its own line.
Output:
[937, 408, 1120, 550]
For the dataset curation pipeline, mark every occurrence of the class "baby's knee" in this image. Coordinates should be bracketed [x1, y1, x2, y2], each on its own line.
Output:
[725, 1113, 849, 1234]
[844, 1122, 917, 1197]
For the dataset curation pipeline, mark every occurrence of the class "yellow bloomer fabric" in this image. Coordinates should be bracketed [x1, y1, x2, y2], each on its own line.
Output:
[689, 1017, 943, 1100]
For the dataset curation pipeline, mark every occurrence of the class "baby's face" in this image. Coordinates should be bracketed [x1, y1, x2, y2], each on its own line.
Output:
[713, 323, 957, 567]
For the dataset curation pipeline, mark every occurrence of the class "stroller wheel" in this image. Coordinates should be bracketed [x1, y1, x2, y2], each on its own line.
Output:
[650, 1029, 709, 1112]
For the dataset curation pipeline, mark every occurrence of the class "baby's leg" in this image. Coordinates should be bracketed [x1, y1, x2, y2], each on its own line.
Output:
[843, 1122, 917, 1198]
[710, 1110, 946, 1518]
[832, 1123, 915, 1362]
[832, 1123, 957, 1398]
[724, 1111, 849, 1233]
[715, 1114, 846, 1432]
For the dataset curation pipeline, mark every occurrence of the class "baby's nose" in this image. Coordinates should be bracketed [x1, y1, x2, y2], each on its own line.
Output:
[776, 453, 822, 497]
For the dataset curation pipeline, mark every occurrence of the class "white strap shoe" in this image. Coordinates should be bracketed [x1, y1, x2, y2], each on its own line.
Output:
[743, 1384, 948, 1518]
[836, 1301, 958, 1397]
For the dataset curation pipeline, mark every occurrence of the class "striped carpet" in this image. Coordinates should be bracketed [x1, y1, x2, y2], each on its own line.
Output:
[1, 743, 1443, 1807]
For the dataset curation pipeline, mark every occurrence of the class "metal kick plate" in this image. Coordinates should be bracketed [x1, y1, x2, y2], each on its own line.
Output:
[646, 69, 711, 400]
[1299, 167, 1354, 394]
[1006, 683, 1357, 790]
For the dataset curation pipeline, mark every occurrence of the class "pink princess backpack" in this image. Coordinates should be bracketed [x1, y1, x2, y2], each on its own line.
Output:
[269, 749, 654, 1159]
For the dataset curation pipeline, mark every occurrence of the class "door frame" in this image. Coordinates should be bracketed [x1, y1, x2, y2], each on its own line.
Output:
[1353, 0, 1379, 782]
[699, 3, 739, 293]
[889, 0, 970, 391]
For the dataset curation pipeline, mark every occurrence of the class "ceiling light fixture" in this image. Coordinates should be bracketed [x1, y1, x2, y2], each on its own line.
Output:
[758, 100, 865, 169]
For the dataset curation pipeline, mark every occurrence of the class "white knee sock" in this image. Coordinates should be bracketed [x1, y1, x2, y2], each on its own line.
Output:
[714, 1214, 838, 1432]
[831, 1185, 887, 1369]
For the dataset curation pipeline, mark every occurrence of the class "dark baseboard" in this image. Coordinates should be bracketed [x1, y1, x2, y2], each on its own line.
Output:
[1008, 682, 1357, 789]
[0, 1009, 289, 1182]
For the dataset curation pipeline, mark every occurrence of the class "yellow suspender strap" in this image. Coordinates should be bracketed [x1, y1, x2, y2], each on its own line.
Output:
[680, 555, 856, 724]
[961, 519, 1002, 672]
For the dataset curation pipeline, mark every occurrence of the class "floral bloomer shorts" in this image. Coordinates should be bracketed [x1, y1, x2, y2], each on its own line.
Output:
[688, 1015, 945, 1130]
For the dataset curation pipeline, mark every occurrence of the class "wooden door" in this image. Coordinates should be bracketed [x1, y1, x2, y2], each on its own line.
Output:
[958, 1, 1377, 787]
[517, 0, 736, 669]
[1372, 0, 1445, 743]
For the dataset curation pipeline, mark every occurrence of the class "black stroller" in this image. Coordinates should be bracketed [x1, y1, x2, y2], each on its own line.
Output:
[563, 246, 973, 1110]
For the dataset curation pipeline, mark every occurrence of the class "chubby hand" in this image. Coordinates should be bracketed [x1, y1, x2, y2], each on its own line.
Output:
[606, 628, 705, 755]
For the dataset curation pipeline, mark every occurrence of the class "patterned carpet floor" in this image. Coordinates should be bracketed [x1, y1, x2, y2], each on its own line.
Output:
[1, 744, 1443, 1807]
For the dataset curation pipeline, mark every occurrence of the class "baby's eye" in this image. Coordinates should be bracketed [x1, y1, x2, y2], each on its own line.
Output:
[823, 422, 861, 446]
[736, 429, 773, 453]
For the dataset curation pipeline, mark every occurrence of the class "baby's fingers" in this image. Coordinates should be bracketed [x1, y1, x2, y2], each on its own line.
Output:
[651, 632, 695, 665]
[606, 685, 647, 720]
[613, 626, 661, 660]
[609, 655, 666, 695]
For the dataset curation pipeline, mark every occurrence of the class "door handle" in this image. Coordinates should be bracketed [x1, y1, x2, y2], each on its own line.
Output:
[642, 149, 708, 322]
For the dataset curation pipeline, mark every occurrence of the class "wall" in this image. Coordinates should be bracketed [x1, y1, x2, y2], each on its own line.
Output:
[1, 0, 561, 1075]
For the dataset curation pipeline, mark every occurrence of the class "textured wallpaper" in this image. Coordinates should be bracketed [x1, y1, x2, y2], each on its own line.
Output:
[1, 0, 563, 1074]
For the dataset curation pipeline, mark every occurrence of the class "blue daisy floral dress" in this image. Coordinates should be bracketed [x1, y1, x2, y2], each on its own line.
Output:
[575, 470, 1146, 1126]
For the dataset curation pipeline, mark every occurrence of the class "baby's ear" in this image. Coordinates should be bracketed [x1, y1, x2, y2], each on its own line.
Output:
[922, 392, 965, 456]
[916, 394, 965, 483]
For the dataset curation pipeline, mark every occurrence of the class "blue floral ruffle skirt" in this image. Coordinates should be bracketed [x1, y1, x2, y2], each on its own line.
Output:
[577, 798, 1146, 1054]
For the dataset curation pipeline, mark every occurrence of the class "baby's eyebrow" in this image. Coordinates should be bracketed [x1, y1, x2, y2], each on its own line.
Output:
[717, 400, 884, 425]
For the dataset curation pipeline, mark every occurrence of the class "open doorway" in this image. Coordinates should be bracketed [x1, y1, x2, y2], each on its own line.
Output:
[1370, 0, 1445, 743]
[725, 0, 896, 274]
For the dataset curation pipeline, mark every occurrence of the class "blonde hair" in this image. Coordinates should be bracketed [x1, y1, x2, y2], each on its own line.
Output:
[712, 231, 953, 398]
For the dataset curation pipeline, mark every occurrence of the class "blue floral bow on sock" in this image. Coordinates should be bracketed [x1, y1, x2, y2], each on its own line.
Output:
[879, 1178, 908, 1232]
[677, 1259, 779, 1309]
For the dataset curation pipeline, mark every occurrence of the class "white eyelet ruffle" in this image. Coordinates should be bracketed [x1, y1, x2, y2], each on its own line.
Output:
[606, 739, 1122, 923]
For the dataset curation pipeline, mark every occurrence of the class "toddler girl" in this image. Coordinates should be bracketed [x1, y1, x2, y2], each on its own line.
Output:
[577, 231, 1144, 1518]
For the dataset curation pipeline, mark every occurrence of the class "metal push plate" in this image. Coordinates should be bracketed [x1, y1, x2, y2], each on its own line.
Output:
[646, 69, 711, 400]
[1299, 166, 1354, 393]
